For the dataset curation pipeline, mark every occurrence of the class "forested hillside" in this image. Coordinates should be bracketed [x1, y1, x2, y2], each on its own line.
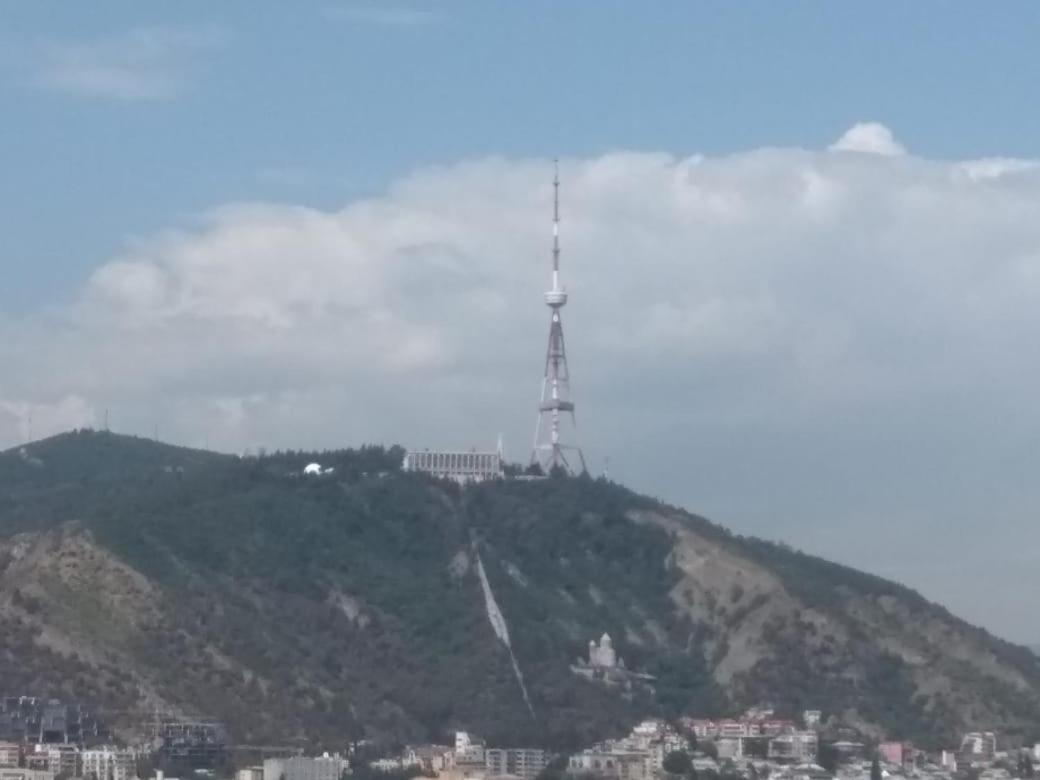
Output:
[0, 431, 1038, 751]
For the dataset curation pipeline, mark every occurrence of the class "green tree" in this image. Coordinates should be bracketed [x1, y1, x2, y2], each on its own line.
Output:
[1016, 752, 1035, 779]
[817, 743, 838, 773]
[663, 751, 693, 776]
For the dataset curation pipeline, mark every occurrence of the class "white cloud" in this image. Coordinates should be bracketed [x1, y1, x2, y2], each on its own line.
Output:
[829, 121, 906, 156]
[34, 26, 224, 101]
[10, 127, 1040, 637]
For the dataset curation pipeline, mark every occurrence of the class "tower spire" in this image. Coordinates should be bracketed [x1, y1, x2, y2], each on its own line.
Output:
[552, 161, 560, 280]
[531, 160, 586, 475]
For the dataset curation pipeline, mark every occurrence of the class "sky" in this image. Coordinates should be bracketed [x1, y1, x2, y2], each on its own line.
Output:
[4, 2, 1040, 642]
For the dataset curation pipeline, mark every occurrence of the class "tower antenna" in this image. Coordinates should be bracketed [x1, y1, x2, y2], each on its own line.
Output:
[531, 160, 587, 475]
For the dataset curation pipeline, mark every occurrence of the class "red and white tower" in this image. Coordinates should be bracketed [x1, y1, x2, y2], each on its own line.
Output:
[531, 162, 587, 475]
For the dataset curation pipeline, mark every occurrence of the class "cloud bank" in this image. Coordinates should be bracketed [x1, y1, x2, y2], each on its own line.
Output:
[5, 124, 1040, 638]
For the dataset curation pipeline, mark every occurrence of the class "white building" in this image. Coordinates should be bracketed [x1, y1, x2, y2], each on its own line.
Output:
[32, 745, 79, 777]
[485, 749, 546, 780]
[455, 732, 487, 764]
[1, 771, 55, 780]
[569, 749, 647, 780]
[82, 747, 135, 780]
[717, 738, 744, 760]
[769, 733, 818, 763]
[589, 634, 618, 668]
[0, 745, 20, 770]
[403, 450, 504, 484]
[263, 755, 348, 780]
[403, 746, 453, 774]
[961, 733, 997, 761]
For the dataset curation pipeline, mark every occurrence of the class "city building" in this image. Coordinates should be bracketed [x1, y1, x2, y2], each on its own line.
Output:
[237, 767, 264, 780]
[455, 732, 486, 765]
[879, 742, 914, 767]
[485, 749, 547, 780]
[402, 449, 504, 484]
[32, 745, 79, 777]
[768, 733, 818, 763]
[0, 698, 102, 746]
[961, 733, 997, 762]
[0, 770, 54, 780]
[263, 755, 348, 780]
[569, 749, 647, 780]
[716, 738, 744, 760]
[0, 744, 20, 769]
[157, 720, 228, 768]
[81, 747, 135, 780]
[403, 745, 453, 774]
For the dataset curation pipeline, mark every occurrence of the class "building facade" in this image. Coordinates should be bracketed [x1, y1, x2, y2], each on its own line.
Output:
[0, 771, 55, 780]
[0, 745, 20, 770]
[81, 748, 135, 780]
[264, 755, 348, 780]
[485, 749, 546, 780]
[403, 450, 504, 484]
[768, 733, 818, 763]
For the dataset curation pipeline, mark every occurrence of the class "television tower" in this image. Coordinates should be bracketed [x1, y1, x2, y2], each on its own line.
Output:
[531, 161, 587, 475]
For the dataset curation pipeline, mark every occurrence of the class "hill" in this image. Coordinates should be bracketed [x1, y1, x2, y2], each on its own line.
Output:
[0, 430, 1038, 752]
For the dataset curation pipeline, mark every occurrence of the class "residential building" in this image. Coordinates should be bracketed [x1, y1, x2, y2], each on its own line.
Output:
[237, 767, 264, 780]
[455, 733, 486, 765]
[768, 732, 818, 763]
[878, 742, 913, 768]
[32, 745, 79, 777]
[404, 745, 452, 774]
[263, 755, 348, 780]
[717, 738, 743, 760]
[82, 748, 135, 780]
[0, 745, 20, 769]
[961, 733, 997, 762]
[485, 749, 546, 780]
[0, 770, 54, 780]
[569, 749, 647, 780]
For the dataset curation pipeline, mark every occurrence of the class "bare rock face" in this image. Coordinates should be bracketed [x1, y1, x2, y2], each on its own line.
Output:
[1, 430, 1039, 751]
[629, 507, 1038, 740]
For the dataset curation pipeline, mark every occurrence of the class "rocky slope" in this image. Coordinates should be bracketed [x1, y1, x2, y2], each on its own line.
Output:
[0, 430, 1038, 751]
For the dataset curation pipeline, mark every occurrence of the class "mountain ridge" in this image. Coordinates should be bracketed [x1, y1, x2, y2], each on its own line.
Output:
[0, 430, 1038, 751]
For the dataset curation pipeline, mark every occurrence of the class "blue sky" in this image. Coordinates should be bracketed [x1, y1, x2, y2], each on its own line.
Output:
[4, 3, 1040, 309]
[6, 3, 1040, 641]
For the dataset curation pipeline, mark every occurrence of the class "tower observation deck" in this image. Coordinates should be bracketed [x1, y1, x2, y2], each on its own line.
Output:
[531, 162, 586, 475]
